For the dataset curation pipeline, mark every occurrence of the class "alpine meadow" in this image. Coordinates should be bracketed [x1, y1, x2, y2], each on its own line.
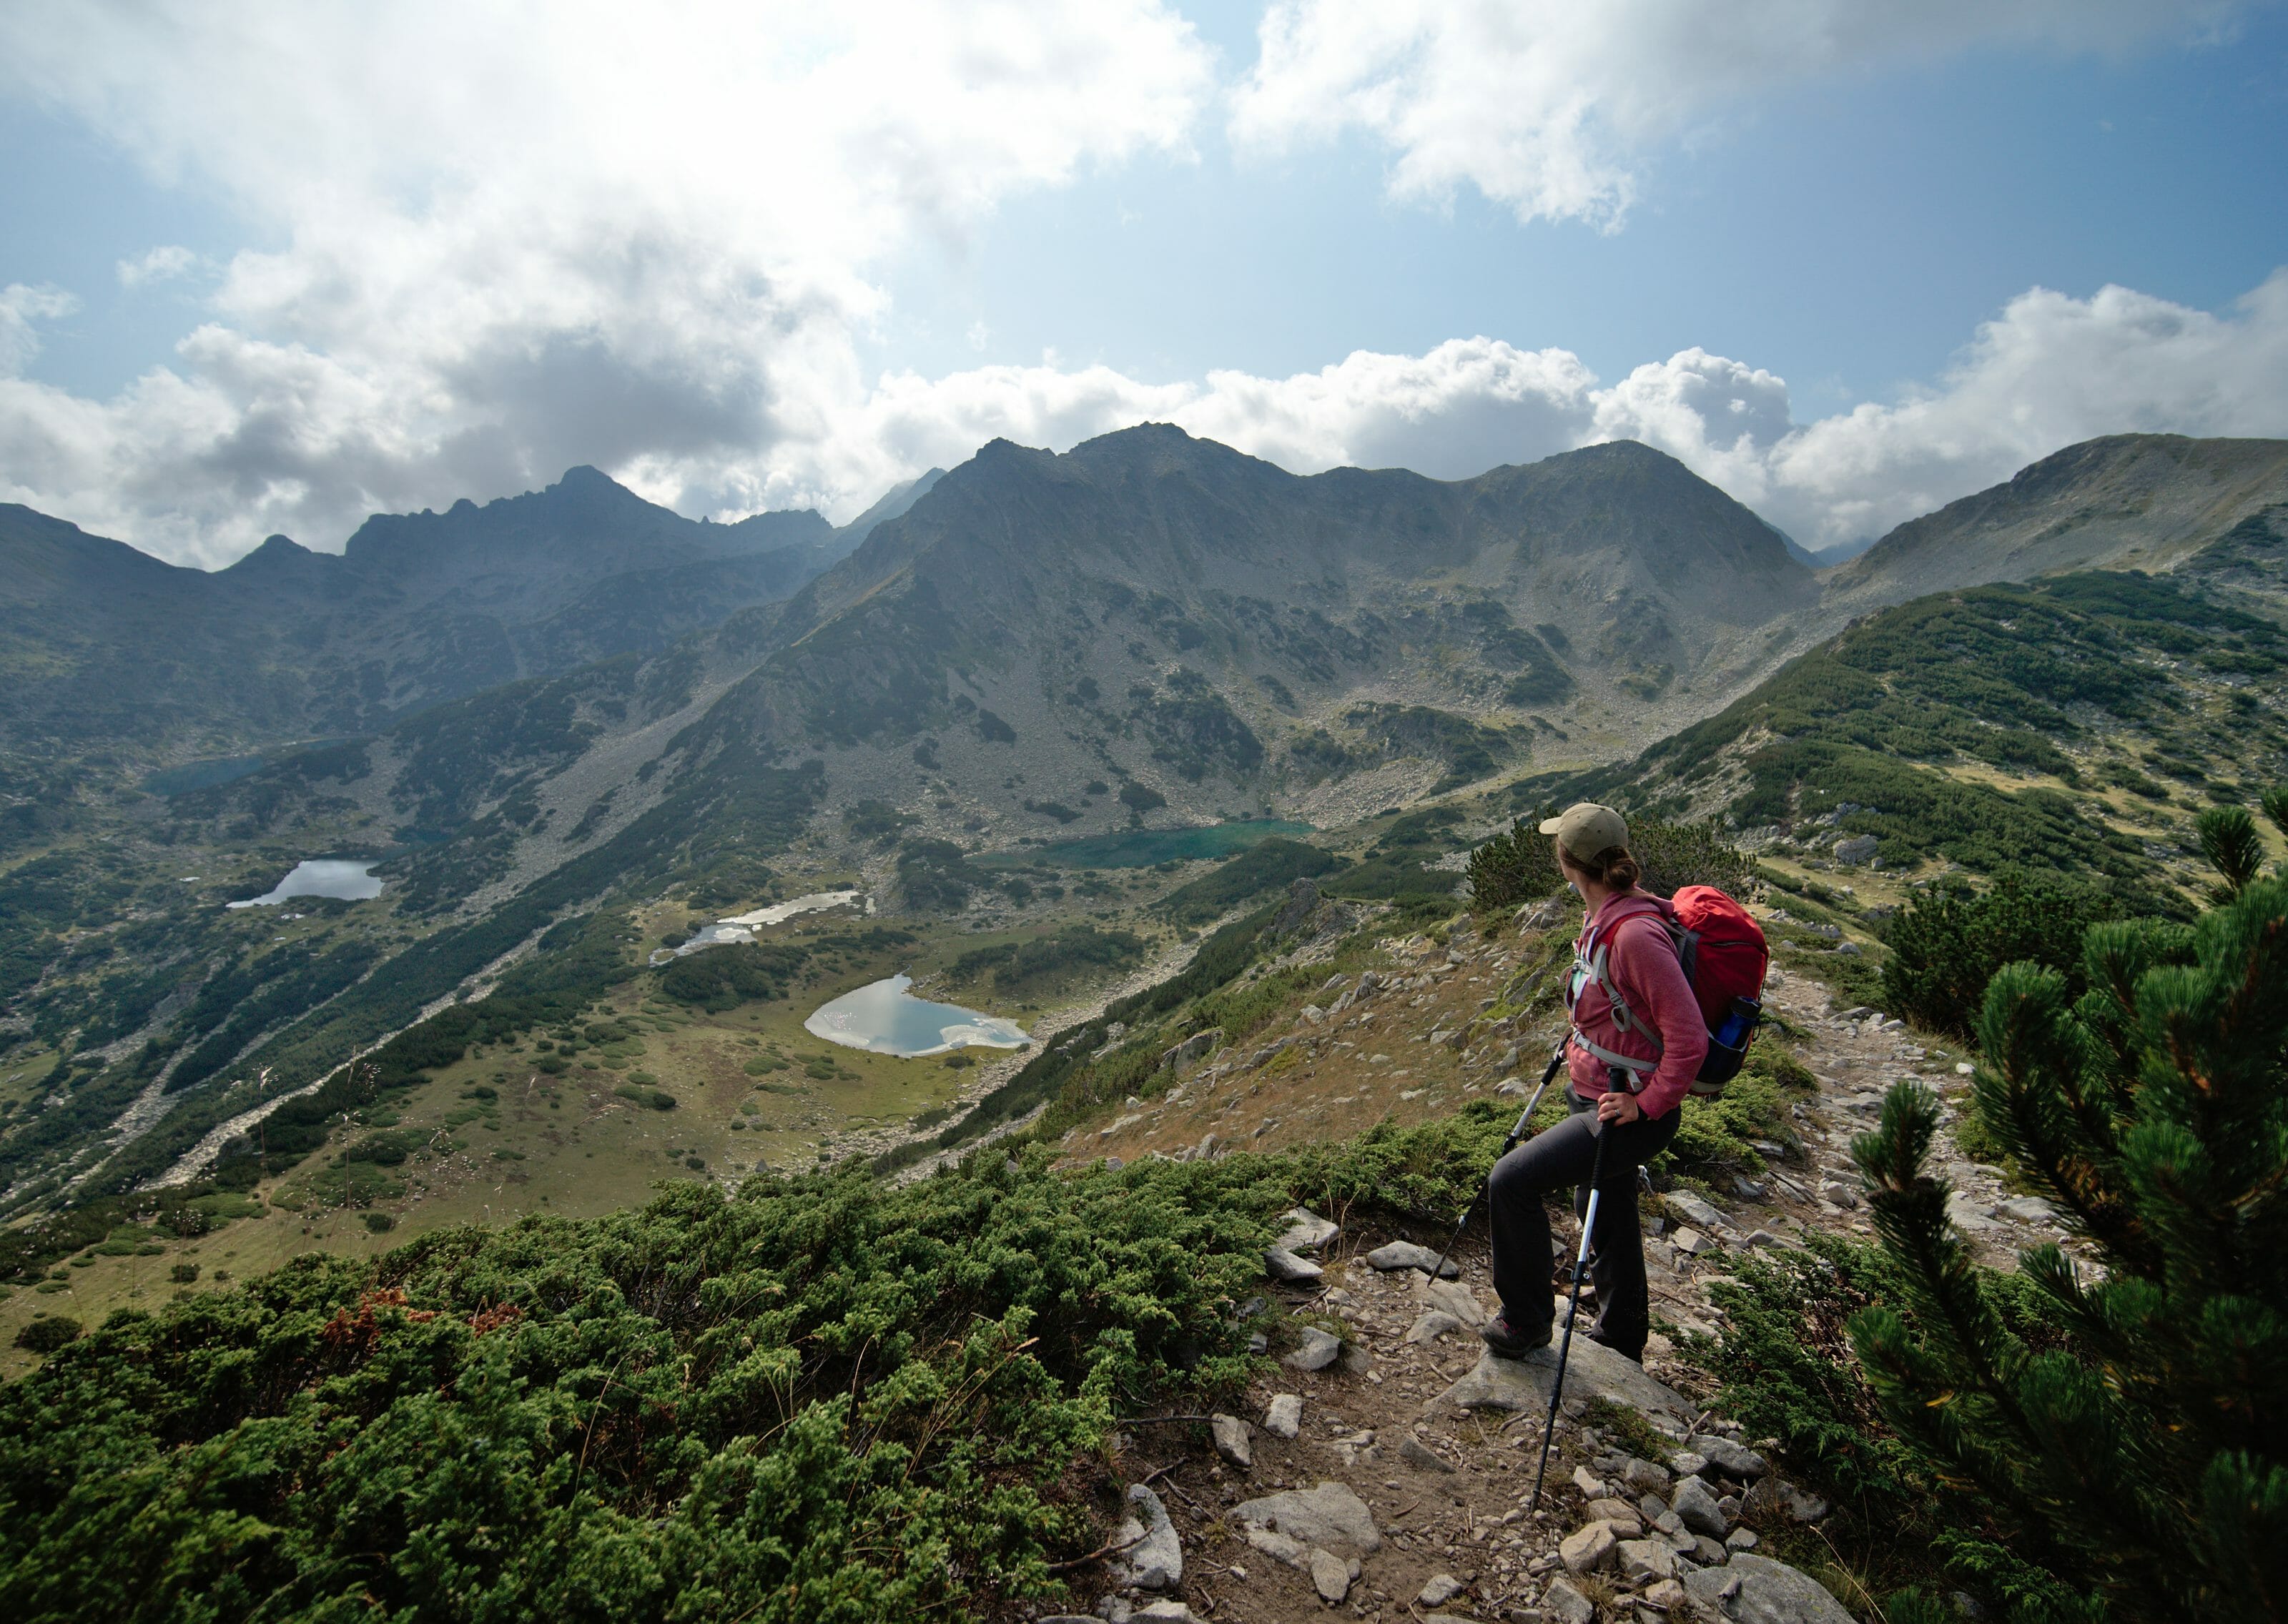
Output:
[4, 6, 2287, 1624]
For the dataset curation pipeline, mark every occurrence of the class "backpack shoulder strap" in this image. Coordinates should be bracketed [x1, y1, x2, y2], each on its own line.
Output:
[1572, 898, 1680, 1070]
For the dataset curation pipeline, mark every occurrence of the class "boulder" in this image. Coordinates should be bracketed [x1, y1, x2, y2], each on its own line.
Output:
[1285, 1326, 1342, 1371]
[1210, 1413, 1253, 1469]
[1690, 1432, 1768, 1480]
[1263, 1247, 1323, 1284]
[1405, 1309, 1463, 1345]
[1110, 1483, 1183, 1591]
[1540, 1576, 1597, 1624]
[1619, 1538, 1678, 1587]
[1263, 1393, 1303, 1438]
[1365, 1240, 1461, 1277]
[1159, 1028, 1223, 1073]
[1683, 1553, 1857, 1623]
[1277, 1207, 1339, 1253]
[1231, 1480, 1381, 1555]
[1436, 1342, 1691, 1420]
[1671, 1475, 1729, 1538]
[1559, 1521, 1618, 1574]
[1417, 1574, 1467, 1608]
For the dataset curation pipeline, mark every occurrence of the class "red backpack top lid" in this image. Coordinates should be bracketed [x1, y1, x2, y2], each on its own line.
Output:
[1669, 884, 1770, 1029]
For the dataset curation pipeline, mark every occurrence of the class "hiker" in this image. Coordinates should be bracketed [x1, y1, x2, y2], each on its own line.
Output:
[1479, 802, 1707, 1364]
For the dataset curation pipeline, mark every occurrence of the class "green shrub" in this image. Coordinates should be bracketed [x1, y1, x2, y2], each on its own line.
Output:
[1878, 870, 2124, 1041]
[13, 1315, 81, 1354]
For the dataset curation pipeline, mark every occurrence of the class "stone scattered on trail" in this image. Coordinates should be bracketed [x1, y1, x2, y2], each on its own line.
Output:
[1210, 1413, 1253, 1469]
[1727, 1527, 1762, 1551]
[1572, 1465, 1607, 1498]
[1364, 1240, 1461, 1277]
[1691, 1432, 1769, 1479]
[1399, 1436, 1455, 1473]
[1410, 1274, 1489, 1327]
[1437, 1342, 1690, 1420]
[1559, 1521, 1617, 1574]
[1278, 1207, 1339, 1253]
[1308, 1547, 1351, 1604]
[1404, 1309, 1463, 1345]
[1111, 1483, 1183, 1591]
[1417, 1574, 1467, 1608]
[1742, 1472, 1830, 1523]
[1584, 1497, 1642, 1531]
[1672, 1225, 1716, 1257]
[1285, 1326, 1342, 1370]
[1540, 1576, 1597, 1624]
[1685, 1553, 1858, 1623]
[1620, 1455, 1672, 1492]
[1133, 1604, 1198, 1624]
[1671, 1475, 1729, 1538]
[1243, 1525, 1309, 1570]
[1263, 1247, 1325, 1284]
[1665, 1190, 1732, 1232]
[1618, 1537, 1678, 1586]
[1231, 1480, 1382, 1555]
[1263, 1393, 1303, 1438]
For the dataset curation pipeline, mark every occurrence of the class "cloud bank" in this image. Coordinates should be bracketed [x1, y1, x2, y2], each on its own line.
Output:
[0, 2, 2280, 565]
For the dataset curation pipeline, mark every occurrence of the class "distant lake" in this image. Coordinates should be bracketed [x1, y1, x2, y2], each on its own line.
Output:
[804, 975, 1027, 1058]
[1007, 819, 1313, 870]
[226, 860, 383, 909]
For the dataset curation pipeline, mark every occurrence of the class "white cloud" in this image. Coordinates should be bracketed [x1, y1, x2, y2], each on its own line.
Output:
[1232, 0, 2249, 226]
[0, 0, 1214, 562]
[0, 284, 79, 377]
[117, 245, 202, 288]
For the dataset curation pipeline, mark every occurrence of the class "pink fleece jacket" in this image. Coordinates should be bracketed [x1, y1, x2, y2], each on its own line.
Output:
[1566, 892, 1709, 1119]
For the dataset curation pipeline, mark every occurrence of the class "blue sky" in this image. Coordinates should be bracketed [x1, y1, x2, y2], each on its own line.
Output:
[1, 1, 2284, 565]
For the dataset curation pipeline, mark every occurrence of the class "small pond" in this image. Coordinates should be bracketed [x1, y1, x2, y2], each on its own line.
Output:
[226, 859, 384, 909]
[804, 975, 1027, 1058]
[1003, 818, 1312, 871]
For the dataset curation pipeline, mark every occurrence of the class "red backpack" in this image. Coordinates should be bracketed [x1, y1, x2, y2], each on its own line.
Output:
[1568, 886, 1769, 1096]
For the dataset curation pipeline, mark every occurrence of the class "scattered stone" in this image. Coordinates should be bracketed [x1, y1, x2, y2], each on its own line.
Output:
[1406, 1309, 1464, 1345]
[1684, 1553, 1856, 1623]
[1412, 1275, 1489, 1327]
[1210, 1413, 1253, 1469]
[1559, 1522, 1618, 1574]
[1572, 1465, 1608, 1499]
[1672, 1226, 1715, 1257]
[1263, 1393, 1303, 1438]
[1365, 1240, 1461, 1277]
[1671, 1475, 1728, 1538]
[1338, 1341, 1375, 1376]
[1741, 1473, 1829, 1524]
[1418, 1574, 1468, 1608]
[1438, 1342, 1692, 1420]
[1278, 1207, 1340, 1253]
[1727, 1527, 1761, 1552]
[1643, 1578, 1691, 1612]
[1133, 1604, 1197, 1624]
[1618, 1538, 1677, 1587]
[1231, 1481, 1382, 1555]
[1309, 1547, 1352, 1604]
[1665, 1191, 1732, 1232]
[1541, 1575, 1597, 1624]
[1637, 1492, 1668, 1523]
[1401, 1436, 1456, 1473]
[1244, 1526, 1309, 1569]
[2000, 1196, 2058, 1224]
[1620, 1456, 1672, 1492]
[1690, 1433, 1769, 1479]
[1111, 1483, 1183, 1591]
[1286, 1327, 1343, 1371]
[1585, 1497, 1642, 1530]
[1670, 1450, 1708, 1478]
[1943, 1193, 2003, 1232]
[1817, 1182, 1859, 1209]
[1264, 1246, 1326, 1284]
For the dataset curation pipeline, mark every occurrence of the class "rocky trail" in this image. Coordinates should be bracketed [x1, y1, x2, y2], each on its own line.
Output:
[1040, 903, 2086, 1623]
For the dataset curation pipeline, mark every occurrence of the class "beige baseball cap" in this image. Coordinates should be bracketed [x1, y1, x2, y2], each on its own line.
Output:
[1539, 802, 1628, 863]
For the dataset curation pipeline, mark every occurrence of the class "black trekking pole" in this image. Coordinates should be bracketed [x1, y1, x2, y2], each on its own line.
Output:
[1528, 1109, 1612, 1512]
[1424, 1044, 1566, 1286]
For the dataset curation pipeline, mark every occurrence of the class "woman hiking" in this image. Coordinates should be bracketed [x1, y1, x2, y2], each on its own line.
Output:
[1479, 802, 1707, 1365]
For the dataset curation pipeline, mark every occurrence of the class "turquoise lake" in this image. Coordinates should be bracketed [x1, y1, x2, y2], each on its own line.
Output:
[1002, 819, 1312, 870]
[804, 976, 1028, 1058]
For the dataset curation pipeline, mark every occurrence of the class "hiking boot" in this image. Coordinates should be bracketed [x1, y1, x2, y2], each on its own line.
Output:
[1479, 1313, 1552, 1360]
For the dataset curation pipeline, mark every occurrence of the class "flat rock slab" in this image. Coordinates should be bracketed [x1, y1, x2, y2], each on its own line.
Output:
[1685, 1553, 1858, 1623]
[1436, 1341, 1690, 1420]
[1278, 1207, 1339, 1252]
[1264, 1247, 1325, 1283]
[1365, 1240, 1460, 1277]
[1231, 1480, 1382, 1555]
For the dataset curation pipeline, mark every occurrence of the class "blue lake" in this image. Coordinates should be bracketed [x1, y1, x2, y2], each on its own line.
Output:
[227, 859, 384, 909]
[804, 975, 1028, 1058]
